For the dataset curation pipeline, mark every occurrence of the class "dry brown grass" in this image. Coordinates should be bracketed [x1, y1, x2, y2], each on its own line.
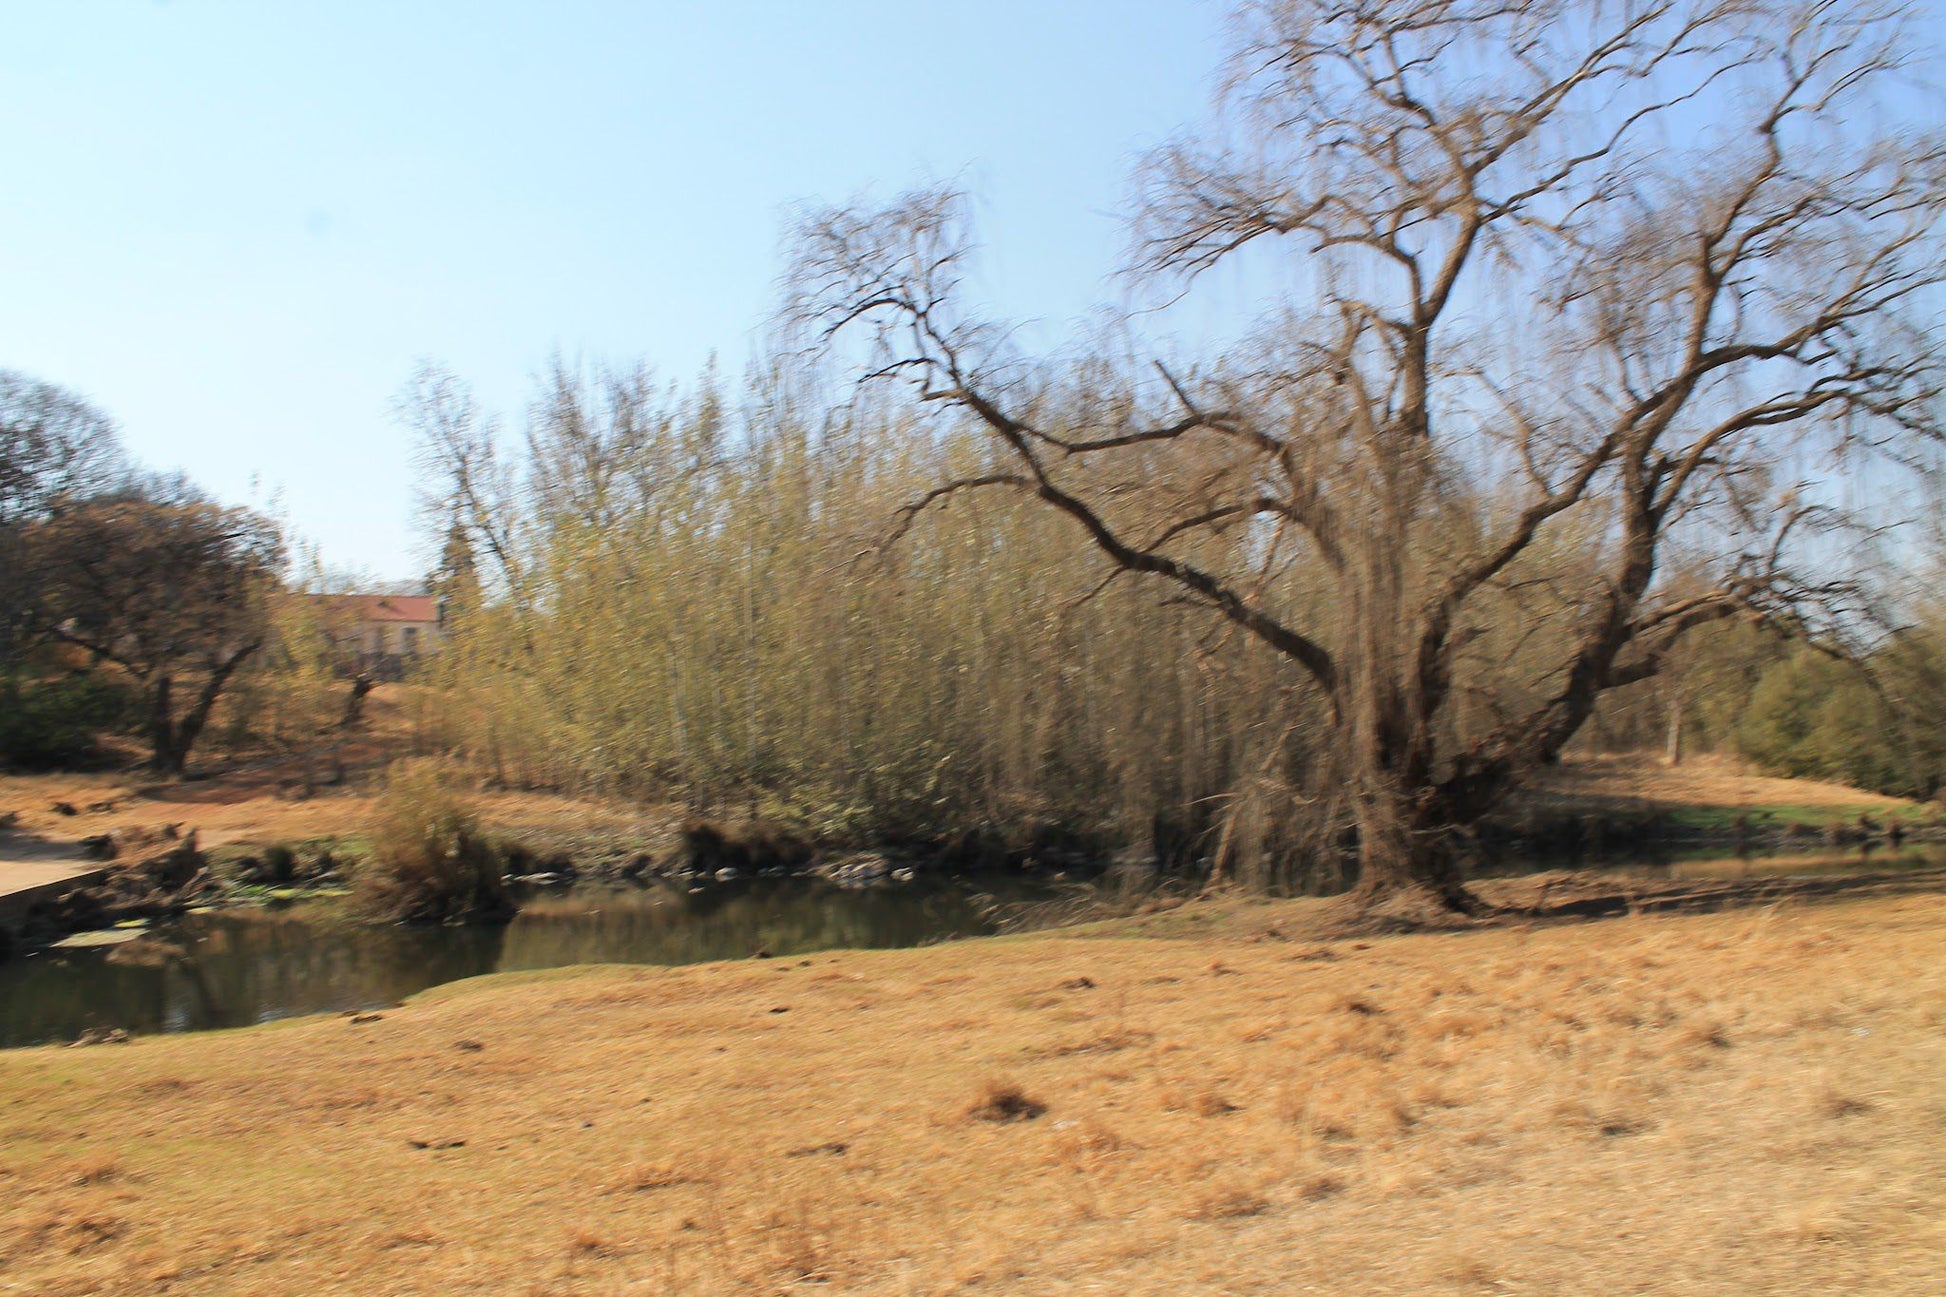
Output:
[965, 1078, 1048, 1124]
[0, 685, 678, 862]
[0, 775, 673, 858]
[2, 888, 1943, 1293]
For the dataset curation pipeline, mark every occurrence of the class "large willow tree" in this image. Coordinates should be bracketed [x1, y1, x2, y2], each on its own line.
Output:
[794, 0, 1945, 916]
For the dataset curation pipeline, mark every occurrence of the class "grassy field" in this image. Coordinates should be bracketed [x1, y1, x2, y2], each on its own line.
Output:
[1519, 752, 1939, 830]
[2, 885, 1942, 1294]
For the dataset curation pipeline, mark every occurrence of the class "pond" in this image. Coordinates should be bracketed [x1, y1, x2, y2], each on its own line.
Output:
[3, 846, 1938, 1050]
[0, 875, 1058, 1049]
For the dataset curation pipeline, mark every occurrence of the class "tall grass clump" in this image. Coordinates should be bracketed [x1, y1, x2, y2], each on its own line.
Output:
[355, 760, 512, 924]
[407, 361, 1339, 888]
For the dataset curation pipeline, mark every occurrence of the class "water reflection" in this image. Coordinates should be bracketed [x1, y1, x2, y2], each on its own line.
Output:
[0, 877, 1033, 1048]
[1475, 843, 1945, 880]
[1653, 843, 1945, 881]
[6, 849, 1937, 1049]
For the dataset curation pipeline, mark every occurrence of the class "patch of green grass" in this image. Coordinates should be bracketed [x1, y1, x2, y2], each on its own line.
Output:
[206, 835, 371, 875]
[1666, 803, 1937, 831]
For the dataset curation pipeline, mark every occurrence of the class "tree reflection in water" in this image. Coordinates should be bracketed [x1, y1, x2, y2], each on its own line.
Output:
[0, 876, 1039, 1047]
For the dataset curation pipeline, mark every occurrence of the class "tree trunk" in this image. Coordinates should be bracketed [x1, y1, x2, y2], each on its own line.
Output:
[340, 673, 375, 729]
[147, 642, 260, 777]
[171, 642, 260, 775]
[1344, 785, 1481, 921]
[148, 674, 179, 774]
[1341, 700, 1484, 921]
[1663, 687, 1686, 767]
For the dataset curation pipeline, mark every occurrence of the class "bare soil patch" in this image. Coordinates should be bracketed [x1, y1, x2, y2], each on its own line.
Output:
[1528, 751, 1927, 817]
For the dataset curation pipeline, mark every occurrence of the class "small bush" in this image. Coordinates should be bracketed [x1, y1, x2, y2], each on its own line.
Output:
[261, 844, 297, 884]
[355, 761, 512, 924]
[966, 1079, 1046, 1123]
[0, 673, 141, 769]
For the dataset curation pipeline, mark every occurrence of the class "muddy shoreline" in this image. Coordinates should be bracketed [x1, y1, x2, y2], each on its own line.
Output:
[7, 798, 1943, 962]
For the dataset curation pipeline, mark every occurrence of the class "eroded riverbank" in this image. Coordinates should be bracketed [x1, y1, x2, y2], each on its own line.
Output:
[0, 873, 1058, 1047]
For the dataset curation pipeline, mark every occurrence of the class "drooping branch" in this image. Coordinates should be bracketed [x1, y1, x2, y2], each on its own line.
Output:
[791, 0, 1944, 904]
[952, 379, 1343, 697]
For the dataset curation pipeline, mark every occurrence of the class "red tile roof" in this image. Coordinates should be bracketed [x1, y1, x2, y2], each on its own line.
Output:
[319, 595, 439, 624]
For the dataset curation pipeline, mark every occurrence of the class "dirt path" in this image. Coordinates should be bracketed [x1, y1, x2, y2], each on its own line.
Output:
[0, 833, 103, 928]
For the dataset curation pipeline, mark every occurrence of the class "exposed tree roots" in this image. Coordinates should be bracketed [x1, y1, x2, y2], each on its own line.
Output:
[1327, 877, 1498, 934]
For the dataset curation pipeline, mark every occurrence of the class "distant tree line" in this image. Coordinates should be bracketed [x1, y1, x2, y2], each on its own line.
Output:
[0, 369, 285, 774]
[7, 346, 1935, 865]
[1595, 622, 1946, 802]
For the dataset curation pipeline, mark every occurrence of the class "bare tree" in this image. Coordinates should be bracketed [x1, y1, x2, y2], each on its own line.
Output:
[793, 0, 1945, 915]
[30, 496, 282, 775]
[399, 363, 529, 613]
[0, 371, 127, 666]
[0, 370, 126, 522]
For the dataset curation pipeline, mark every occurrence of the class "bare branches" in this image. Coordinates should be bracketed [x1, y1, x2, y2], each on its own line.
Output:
[790, 190, 1346, 695]
[400, 363, 529, 611]
[879, 473, 1029, 551]
[789, 0, 1942, 892]
[0, 370, 126, 526]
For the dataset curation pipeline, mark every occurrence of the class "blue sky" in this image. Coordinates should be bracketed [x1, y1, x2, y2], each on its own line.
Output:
[2, 1, 1940, 582]
[0, 1, 1224, 579]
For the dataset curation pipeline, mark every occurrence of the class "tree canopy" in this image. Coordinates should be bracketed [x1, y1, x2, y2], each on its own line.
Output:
[793, 0, 1946, 912]
[30, 491, 283, 774]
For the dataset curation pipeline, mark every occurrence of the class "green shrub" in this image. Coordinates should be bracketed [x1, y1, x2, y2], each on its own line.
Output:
[0, 673, 141, 769]
[261, 844, 297, 884]
[1735, 647, 1938, 799]
[354, 761, 512, 924]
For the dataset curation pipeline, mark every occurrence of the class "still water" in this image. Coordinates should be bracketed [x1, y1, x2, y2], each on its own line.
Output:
[0, 876, 1052, 1049]
[4, 848, 1938, 1049]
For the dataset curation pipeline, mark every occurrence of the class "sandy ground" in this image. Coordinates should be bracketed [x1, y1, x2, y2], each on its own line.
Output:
[1525, 751, 1924, 815]
[0, 857, 97, 900]
[2, 748, 1928, 877]
[0, 822, 94, 915]
[0, 772, 673, 863]
[2, 887, 1942, 1294]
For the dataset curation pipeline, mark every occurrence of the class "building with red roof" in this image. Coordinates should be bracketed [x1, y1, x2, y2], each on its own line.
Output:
[311, 593, 443, 676]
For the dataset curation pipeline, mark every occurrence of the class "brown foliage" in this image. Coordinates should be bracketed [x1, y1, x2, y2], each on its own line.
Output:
[353, 761, 510, 924]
